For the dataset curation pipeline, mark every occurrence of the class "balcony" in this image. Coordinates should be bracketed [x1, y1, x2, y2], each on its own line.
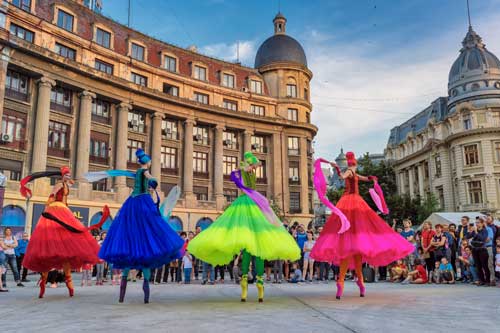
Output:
[161, 167, 178, 176]
[224, 174, 232, 181]
[288, 149, 300, 156]
[256, 177, 267, 185]
[50, 102, 72, 114]
[91, 114, 111, 125]
[289, 178, 300, 186]
[289, 208, 302, 214]
[48, 147, 70, 158]
[5, 88, 28, 102]
[0, 139, 26, 150]
[127, 161, 138, 169]
[194, 171, 209, 179]
[89, 155, 109, 165]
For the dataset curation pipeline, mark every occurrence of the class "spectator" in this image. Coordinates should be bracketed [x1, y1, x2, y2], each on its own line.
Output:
[439, 257, 455, 284]
[15, 232, 29, 283]
[400, 219, 417, 268]
[0, 242, 7, 292]
[94, 234, 105, 285]
[401, 259, 427, 284]
[182, 250, 193, 284]
[81, 263, 92, 287]
[431, 224, 447, 262]
[295, 225, 307, 254]
[232, 253, 241, 284]
[201, 261, 215, 285]
[456, 216, 470, 245]
[429, 261, 441, 284]
[288, 262, 302, 283]
[1, 228, 24, 287]
[495, 244, 500, 286]
[390, 259, 408, 282]
[467, 217, 490, 286]
[302, 231, 315, 282]
[447, 224, 458, 276]
[485, 215, 497, 286]
[421, 221, 436, 275]
[458, 246, 477, 283]
[272, 260, 283, 284]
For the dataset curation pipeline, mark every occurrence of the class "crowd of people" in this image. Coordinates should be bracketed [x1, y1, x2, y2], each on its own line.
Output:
[1, 216, 499, 292]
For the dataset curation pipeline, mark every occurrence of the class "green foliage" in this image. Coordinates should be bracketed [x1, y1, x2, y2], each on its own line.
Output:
[326, 188, 344, 205]
[269, 195, 285, 220]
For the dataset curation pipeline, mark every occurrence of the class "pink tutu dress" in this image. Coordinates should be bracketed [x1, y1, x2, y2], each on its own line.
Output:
[311, 172, 414, 269]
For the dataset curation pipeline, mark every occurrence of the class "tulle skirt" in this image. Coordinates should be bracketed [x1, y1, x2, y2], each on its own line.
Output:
[187, 194, 301, 266]
[99, 194, 184, 269]
[23, 202, 100, 272]
[311, 193, 414, 269]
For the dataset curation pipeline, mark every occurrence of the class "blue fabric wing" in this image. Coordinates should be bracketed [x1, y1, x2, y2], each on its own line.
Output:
[160, 186, 181, 222]
[84, 170, 135, 183]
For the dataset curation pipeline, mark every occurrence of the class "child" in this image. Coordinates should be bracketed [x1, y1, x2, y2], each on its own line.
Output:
[401, 259, 427, 284]
[111, 265, 122, 286]
[81, 264, 92, 287]
[439, 257, 454, 284]
[429, 261, 441, 284]
[182, 251, 193, 284]
[458, 246, 473, 283]
[288, 262, 302, 283]
[390, 260, 408, 282]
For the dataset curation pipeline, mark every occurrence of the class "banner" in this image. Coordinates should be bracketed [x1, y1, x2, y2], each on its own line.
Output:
[32, 203, 89, 230]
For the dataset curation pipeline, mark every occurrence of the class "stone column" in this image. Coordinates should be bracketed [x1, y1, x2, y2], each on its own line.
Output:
[272, 132, 284, 210]
[399, 172, 406, 195]
[32, 77, 56, 172]
[417, 164, 425, 200]
[183, 119, 195, 206]
[0, 47, 11, 126]
[75, 91, 96, 200]
[150, 112, 163, 183]
[408, 168, 415, 199]
[114, 102, 131, 201]
[299, 137, 309, 214]
[214, 124, 225, 210]
[243, 129, 253, 153]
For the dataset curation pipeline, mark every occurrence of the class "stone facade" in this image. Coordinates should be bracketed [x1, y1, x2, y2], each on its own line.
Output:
[0, 1, 317, 232]
[386, 26, 500, 217]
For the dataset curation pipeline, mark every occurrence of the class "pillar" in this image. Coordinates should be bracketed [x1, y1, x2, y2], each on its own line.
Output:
[272, 132, 284, 210]
[214, 124, 225, 209]
[0, 46, 11, 127]
[114, 102, 131, 201]
[417, 163, 425, 200]
[408, 168, 415, 199]
[243, 129, 253, 153]
[150, 112, 163, 183]
[183, 119, 195, 206]
[299, 137, 309, 214]
[75, 91, 96, 200]
[399, 172, 406, 195]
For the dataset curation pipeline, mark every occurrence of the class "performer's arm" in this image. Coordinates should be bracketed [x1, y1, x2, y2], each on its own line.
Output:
[340, 169, 354, 180]
[46, 183, 63, 206]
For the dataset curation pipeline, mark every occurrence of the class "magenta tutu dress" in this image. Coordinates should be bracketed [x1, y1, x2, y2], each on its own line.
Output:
[311, 172, 414, 269]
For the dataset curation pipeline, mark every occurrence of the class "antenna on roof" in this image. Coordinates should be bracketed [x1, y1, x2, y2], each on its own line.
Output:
[128, 0, 131, 27]
[466, 0, 472, 27]
[236, 41, 240, 63]
[278, 0, 281, 12]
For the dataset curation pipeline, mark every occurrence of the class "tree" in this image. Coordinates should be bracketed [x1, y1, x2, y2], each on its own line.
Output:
[326, 188, 344, 205]
[269, 194, 285, 220]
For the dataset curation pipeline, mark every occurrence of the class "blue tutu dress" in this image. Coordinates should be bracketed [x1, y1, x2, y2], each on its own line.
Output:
[99, 169, 184, 269]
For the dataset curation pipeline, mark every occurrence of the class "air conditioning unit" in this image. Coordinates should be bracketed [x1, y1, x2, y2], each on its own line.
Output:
[1, 134, 13, 143]
[194, 134, 203, 141]
[242, 87, 249, 92]
[251, 143, 260, 150]
[223, 139, 233, 146]
[290, 176, 299, 182]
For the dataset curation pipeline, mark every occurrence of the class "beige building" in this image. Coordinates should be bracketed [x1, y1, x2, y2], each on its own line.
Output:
[385, 26, 500, 217]
[0, 0, 317, 233]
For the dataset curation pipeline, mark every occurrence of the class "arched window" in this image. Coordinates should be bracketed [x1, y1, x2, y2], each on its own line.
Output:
[196, 217, 213, 231]
[1, 205, 26, 234]
[168, 216, 183, 232]
[89, 211, 113, 231]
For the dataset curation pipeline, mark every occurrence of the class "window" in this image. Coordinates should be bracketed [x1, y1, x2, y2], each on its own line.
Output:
[5, 69, 28, 101]
[162, 119, 178, 140]
[251, 135, 266, 153]
[306, 112, 310, 123]
[50, 86, 72, 113]
[287, 108, 298, 121]
[193, 126, 209, 145]
[286, 84, 297, 98]
[222, 73, 235, 88]
[436, 186, 445, 209]
[89, 133, 109, 164]
[290, 192, 301, 213]
[128, 111, 145, 133]
[92, 179, 108, 191]
[131, 43, 145, 61]
[434, 154, 442, 177]
[223, 156, 238, 178]
[1, 111, 26, 148]
[194, 92, 208, 104]
[289, 161, 300, 184]
[164, 55, 176, 72]
[224, 189, 238, 203]
[468, 181, 483, 204]
[494, 142, 500, 163]
[193, 65, 207, 81]
[48, 121, 69, 155]
[55, 43, 76, 60]
[0, 159, 22, 181]
[91, 99, 110, 123]
[95, 28, 111, 48]
[250, 80, 262, 94]
[250, 105, 265, 117]
[10, 23, 34, 43]
[194, 186, 208, 201]
[161, 146, 177, 173]
[57, 9, 74, 32]
[223, 99, 237, 111]
[193, 152, 208, 177]
[12, 0, 31, 12]
[131, 72, 147, 87]
[223, 131, 238, 150]
[256, 160, 266, 182]
[463, 115, 472, 130]
[464, 144, 479, 166]
[424, 161, 430, 179]
[288, 136, 299, 155]
[127, 139, 143, 163]
[94, 59, 113, 75]
[163, 83, 179, 96]
[304, 88, 309, 101]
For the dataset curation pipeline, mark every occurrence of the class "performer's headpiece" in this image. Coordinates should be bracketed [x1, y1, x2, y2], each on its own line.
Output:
[243, 151, 260, 166]
[346, 151, 357, 167]
[136, 148, 151, 165]
[19, 166, 71, 199]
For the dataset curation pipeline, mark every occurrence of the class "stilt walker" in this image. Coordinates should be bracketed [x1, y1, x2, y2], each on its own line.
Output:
[188, 152, 301, 302]
[20, 166, 109, 298]
[311, 153, 414, 299]
[85, 149, 184, 303]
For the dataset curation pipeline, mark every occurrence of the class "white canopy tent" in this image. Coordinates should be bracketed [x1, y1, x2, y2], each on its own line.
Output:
[422, 212, 500, 229]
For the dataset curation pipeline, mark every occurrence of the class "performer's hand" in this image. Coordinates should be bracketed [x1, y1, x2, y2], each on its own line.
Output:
[368, 175, 378, 182]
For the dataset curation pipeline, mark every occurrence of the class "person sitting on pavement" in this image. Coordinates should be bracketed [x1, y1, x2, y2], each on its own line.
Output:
[288, 262, 302, 283]
[401, 259, 428, 284]
[439, 257, 455, 284]
[390, 259, 408, 282]
[458, 246, 476, 283]
[429, 261, 441, 284]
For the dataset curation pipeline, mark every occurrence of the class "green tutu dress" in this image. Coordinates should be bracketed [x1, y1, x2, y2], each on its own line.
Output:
[187, 169, 301, 266]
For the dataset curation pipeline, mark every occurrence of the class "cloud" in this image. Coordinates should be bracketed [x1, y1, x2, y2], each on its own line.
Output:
[199, 40, 257, 67]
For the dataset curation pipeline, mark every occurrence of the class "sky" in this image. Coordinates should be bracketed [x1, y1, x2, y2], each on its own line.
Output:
[102, 0, 500, 161]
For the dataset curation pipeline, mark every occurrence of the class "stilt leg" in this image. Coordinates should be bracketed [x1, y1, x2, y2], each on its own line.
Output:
[63, 263, 74, 297]
[336, 259, 349, 300]
[39, 272, 48, 299]
[354, 255, 365, 297]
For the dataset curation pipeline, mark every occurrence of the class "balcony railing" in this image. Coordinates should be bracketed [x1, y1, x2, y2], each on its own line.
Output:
[91, 114, 111, 125]
[50, 102, 72, 114]
[89, 155, 109, 165]
[289, 208, 302, 214]
[288, 149, 300, 156]
[256, 177, 267, 184]
[0, 139, 26, 150]
[5, 88, 28, 102]
[127, 161, 138, 169]
[193, 171, 209, 179]
[162, 167, 179, 176]
[48, 147, 70, 158]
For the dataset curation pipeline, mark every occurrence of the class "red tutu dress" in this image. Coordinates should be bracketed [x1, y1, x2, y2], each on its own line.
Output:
[311, 172, 414, 269]
[23, 183, 101, 273]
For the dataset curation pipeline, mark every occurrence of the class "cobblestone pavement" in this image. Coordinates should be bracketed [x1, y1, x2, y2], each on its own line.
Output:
[1, 276, 498, 333]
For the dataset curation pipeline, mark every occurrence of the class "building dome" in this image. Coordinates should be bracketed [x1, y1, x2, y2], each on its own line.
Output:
[334, 148, 347, 169]
[254, 13, 307, 68]
[448, 26, 500, 105]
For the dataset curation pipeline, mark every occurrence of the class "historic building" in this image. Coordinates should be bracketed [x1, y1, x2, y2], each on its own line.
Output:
[386, 25, 500, 217]
[0, 0, 317, 233]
